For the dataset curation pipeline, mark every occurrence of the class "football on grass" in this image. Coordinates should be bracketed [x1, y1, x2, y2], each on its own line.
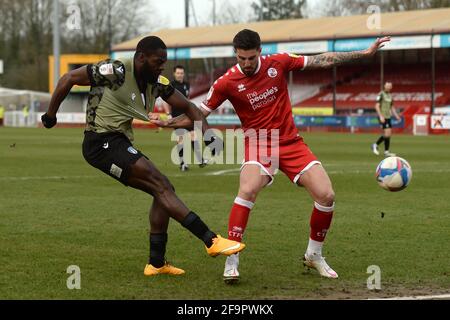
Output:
[376, 156, 412, 192]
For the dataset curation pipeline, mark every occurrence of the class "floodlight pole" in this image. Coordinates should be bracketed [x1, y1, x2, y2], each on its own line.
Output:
[212, 0, 216, 26]
[380, 50, 384, 91]
[431, 32, 435, 114]
[108, 0, 112, 53]
[332, 66, 336, 114]
[53, 0, 60, 92]
[185, 0, 189, 27]
[332, 36, 336, 115]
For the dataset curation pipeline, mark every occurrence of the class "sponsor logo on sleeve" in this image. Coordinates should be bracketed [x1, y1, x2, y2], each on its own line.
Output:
[99, 63, 114, 75]
[158, 75, 170, 85]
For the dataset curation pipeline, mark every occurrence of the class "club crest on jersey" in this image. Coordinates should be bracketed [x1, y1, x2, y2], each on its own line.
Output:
[238, 83, 246, 92]
[267, 68, 278, 78]
[131, 93, 136, 101]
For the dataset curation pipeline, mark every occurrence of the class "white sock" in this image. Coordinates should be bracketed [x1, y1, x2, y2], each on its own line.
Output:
[226, 253, 239, 266]
[306, 238, 323, 257]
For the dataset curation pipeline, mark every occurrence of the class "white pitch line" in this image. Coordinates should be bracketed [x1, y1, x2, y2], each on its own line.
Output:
[163, 168, 241, 178]
[369, 293, 450, 300]
[326, 168, 450, 175]
[204, 168, 450, 176]
[206, 168, 241, 176]
[1, 167, 449, 181]
[0, 175, 97, 181]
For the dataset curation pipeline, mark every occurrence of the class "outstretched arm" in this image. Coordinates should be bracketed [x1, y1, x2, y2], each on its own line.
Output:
[42, 66, 91, 128]
[153, 90, 210, 132]
[305, 37, 391, 70]
[151, 107, 210, 129]
[160, 100, 172, 118]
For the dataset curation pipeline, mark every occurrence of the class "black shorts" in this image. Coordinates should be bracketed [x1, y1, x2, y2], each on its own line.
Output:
[82, 131, 147, 186]
[379, 118, 392, 129]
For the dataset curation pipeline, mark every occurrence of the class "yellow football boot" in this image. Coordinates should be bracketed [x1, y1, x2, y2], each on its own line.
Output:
[144, 262, 185, 276]
[206, 235, 246, 257]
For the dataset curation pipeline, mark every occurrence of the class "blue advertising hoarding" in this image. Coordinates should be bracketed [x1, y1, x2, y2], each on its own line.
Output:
[440, 34, 450, 48]
[204, 115, 403, 128]
[294, 115, 404, 128]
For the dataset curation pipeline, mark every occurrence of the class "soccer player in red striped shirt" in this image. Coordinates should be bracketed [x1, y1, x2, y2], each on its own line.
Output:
[154, 29, 390, 283]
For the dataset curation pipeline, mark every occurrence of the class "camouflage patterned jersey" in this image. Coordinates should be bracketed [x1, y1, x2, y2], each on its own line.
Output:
[376, 91, 393, 119]
[86, 58, 174, 141]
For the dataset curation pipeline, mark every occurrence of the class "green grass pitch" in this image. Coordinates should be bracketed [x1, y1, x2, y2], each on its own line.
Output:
[0, 127, 449, 299]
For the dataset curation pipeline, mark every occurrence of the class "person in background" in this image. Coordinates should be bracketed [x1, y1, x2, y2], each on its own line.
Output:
[372, 82, 401, 157]
[163, 65, 208, 171]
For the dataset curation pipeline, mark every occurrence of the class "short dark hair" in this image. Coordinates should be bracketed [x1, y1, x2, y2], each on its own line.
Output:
[136, 36, 167, 55]
[173, 65, 185, 72]
[233, 29, 261, 50]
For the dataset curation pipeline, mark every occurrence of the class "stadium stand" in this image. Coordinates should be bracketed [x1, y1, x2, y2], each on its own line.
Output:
[296, 63, 450, 113]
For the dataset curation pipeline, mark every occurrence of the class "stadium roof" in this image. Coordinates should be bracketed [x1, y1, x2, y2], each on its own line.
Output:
[113, 8, 450, 51]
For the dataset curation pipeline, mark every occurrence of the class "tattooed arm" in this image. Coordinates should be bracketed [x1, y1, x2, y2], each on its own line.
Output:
[305, 37, 391, 70]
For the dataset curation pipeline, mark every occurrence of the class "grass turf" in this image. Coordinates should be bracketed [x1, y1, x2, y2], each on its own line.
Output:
[0, 127, 449, 299]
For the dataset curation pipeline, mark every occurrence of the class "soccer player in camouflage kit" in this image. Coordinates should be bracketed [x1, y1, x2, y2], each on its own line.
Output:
[41, 36, 245, 277]
[372, 82, 401, 157]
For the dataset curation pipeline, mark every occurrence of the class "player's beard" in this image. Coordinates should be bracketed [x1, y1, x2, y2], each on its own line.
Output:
[143, 60, 159, 84]
[243, 66, 256, 77]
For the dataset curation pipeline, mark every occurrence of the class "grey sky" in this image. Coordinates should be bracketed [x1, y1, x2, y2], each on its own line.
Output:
[154, 0, 251, 29]
[154, 0, 323, 30]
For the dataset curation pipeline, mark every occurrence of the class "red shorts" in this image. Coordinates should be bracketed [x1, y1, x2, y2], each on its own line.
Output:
[242, 136, 320, 186]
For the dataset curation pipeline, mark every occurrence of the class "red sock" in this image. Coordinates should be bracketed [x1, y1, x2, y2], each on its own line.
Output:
[309, 202, 334, 242]
[228, 197, 254, 242]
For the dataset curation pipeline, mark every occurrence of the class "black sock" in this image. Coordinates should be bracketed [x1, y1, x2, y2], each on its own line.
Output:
[384, 137, 391, 151]
[181, 211, 216, 247]
[206, 136, 216, 157]
[376, 136, 384, 145]
[177, 144, 184, 163]
[149, 233, 167, 268]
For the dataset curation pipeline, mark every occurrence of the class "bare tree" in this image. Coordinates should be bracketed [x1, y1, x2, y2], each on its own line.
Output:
[62, 0, 162, 53]
[387, 0, 450, 10]
[0, 0, 53, 91]
[0, 0, 162, 91]
[252, 0, 307, 21]
[311, 0, 449, 17]
[213, 1, 255, 25]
